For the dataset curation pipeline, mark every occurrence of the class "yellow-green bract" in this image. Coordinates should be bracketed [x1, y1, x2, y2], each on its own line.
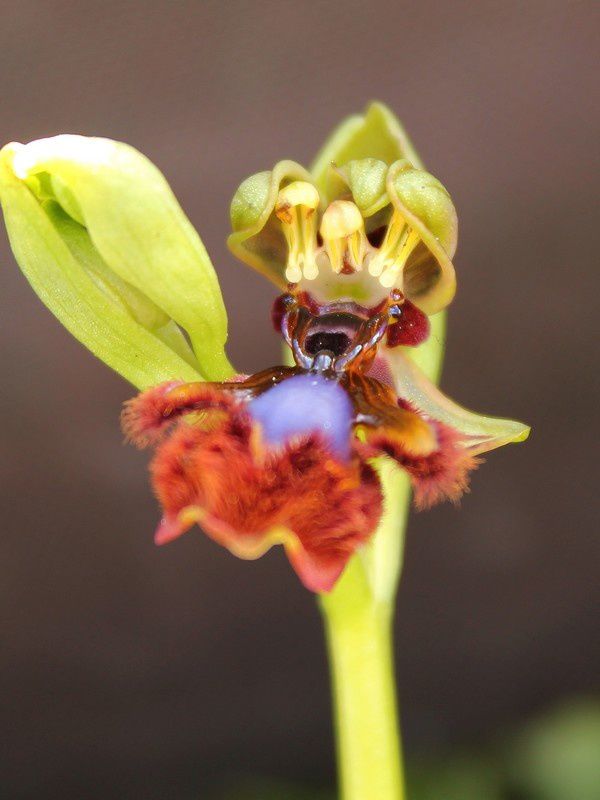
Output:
[0, 135, 232, 389]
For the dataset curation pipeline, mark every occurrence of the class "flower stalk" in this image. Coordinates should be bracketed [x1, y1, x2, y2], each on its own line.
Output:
[319, 312, 445, 800]
[321, 463, 410, 800]
[323, 587, 404, 800]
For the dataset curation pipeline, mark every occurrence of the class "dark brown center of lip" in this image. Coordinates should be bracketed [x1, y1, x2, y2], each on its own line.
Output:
[305, 331, 352, 356]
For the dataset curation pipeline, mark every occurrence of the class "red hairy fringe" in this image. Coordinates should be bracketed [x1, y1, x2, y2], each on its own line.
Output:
[150, 410, 382, 592]
[368, 421, 481, 509]
[121, 381, 237, 448]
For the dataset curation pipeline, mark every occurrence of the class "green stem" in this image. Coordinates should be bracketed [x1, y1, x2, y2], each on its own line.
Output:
[322, 589, 403, 800]
[320, 463, 411, 800]
[319, 313, 447, 800]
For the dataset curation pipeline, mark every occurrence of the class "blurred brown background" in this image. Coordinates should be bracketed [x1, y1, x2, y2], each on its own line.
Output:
[1, 1, 598, 798]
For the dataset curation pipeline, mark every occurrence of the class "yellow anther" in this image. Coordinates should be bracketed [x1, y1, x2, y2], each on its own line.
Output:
[319, 201, 366, 274]
[275, 181, 320, 221]
[275, 181, 320, 283]
[368, 210, 421, 288]
[380, 263, 402, 288]
[285, 262, 303, 283]
[319, 200, 363, 240]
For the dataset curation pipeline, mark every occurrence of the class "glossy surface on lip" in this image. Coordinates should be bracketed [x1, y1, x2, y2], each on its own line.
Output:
[247, 372, 353, 460]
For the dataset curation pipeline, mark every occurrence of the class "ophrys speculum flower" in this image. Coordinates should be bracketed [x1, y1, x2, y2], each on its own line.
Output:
[121, 136, 529, 592]
[0, 106, 529, 593]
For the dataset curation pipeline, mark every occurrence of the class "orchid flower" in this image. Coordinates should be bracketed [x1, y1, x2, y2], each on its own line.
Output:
[0, 102, 529, 800]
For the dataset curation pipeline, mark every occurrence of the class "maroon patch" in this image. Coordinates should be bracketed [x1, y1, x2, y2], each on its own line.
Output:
[386, 300, 430, 347]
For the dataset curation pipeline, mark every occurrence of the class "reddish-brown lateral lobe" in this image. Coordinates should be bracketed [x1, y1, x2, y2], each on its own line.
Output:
[367, 419, 480, 509]
[386, 300, 430, 347]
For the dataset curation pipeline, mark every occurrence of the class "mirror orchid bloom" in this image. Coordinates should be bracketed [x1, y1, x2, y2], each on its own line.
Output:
[122, 139, 529, 593]
[0, 103, 529, 594]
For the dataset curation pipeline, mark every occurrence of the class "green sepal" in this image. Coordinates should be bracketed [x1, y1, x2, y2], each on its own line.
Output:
[227, 160, 315, 289]
[311, 101, 424, 202]
[4, 135, 233, 381]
